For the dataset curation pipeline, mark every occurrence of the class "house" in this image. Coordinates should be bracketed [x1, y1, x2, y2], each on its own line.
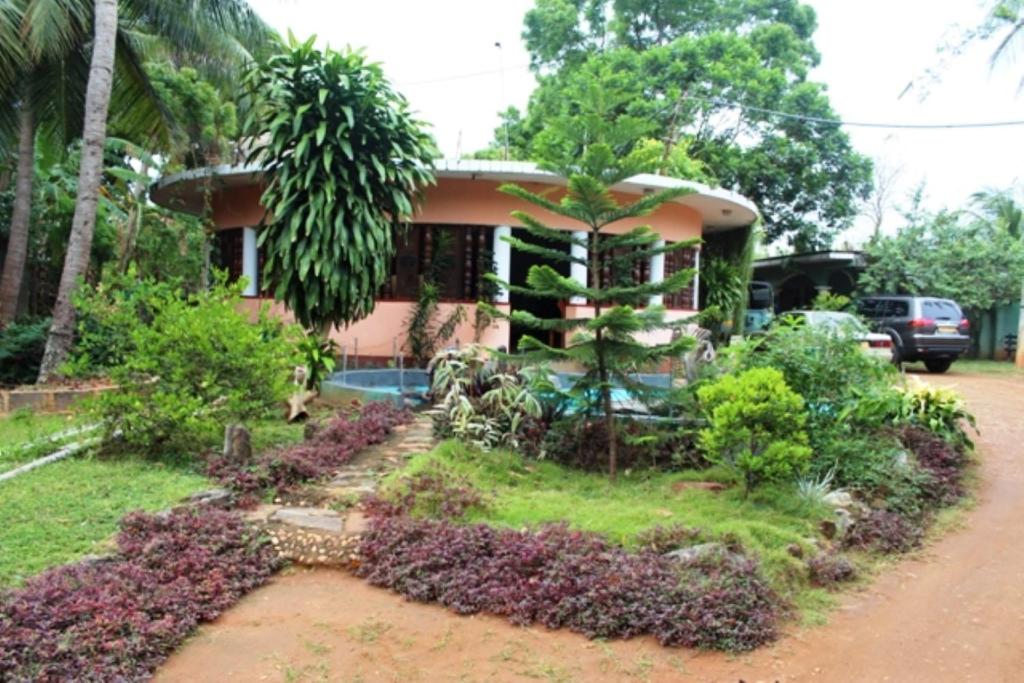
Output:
[752, 250, 865, 312]
[151, 159, 758, 362]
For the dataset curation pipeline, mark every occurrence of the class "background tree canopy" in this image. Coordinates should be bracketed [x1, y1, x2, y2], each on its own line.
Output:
[858, 191, 1024, 317]
[477, 0, 872, 250]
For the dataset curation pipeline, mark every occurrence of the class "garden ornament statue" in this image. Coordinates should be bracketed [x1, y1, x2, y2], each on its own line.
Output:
[287, 365, 317, 423]
[678, 324, 716, 384]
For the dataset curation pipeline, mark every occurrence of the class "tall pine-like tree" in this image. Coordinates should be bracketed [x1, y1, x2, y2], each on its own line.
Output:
[484, 85, 698, 480]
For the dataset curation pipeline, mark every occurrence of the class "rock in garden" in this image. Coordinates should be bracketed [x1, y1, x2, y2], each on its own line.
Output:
[270, 507, 344, 533]
[223, 424, 253, 464]
[664, 542, 742, 564]
[187, 488, 234, 508]
[822, 491, 854, 508]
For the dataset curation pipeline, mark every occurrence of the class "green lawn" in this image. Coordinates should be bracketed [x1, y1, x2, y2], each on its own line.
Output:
[0, 455, 209, 586]
[0, 411, 88, 473]
[0, 413, 306, 587]
[386, 440, 837, 618]
[947, 359, 1023, 375]
[902, 359, 1023, 376]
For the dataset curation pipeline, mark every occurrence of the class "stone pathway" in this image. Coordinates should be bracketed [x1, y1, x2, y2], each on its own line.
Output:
[244, 416, 434, 567]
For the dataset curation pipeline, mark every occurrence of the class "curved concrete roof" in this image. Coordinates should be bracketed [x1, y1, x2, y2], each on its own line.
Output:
[150, 158, 759, 230]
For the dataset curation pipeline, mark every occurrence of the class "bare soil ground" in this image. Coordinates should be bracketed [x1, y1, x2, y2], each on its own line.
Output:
[156, 371, 1024, 683]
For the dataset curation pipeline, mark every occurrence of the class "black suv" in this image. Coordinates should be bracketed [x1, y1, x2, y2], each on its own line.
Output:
[856, 296, 970, 373]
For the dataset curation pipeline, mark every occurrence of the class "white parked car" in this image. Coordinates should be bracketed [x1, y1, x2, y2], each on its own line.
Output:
[784, 310, 895, 362]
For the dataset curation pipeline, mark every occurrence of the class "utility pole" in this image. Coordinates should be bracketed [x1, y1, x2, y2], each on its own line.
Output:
[495, 41, 509, 160]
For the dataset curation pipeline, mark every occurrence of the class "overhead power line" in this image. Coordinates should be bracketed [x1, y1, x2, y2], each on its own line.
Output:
[397, 64, 1024, 130]
[680, 94, 1024, 130]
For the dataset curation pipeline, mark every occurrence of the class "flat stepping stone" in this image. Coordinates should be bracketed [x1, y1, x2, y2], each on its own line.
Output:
[243, 504, 280, 523]
[330, 471, 376, 485]
[270, 507, 343, 533]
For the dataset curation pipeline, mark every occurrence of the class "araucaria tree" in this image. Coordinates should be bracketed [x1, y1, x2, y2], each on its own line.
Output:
[486, 90, 697, 480]
[245, 36, 437, 331]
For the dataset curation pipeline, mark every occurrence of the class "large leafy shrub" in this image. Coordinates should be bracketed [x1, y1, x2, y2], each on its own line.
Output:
[729, 323, 895, 424]
[697, 367, 812, 496]
[0, 317, 48, 386]
[94, 281, 298, 456]
[0, 508, 278, 680]
[358, 515, 782, 651]
[65, 271, 179, 377]
[208, 401, 411, 503]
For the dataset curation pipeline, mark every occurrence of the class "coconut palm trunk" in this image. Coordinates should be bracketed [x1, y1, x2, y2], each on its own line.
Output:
[36, 0, 118, 382]
[0, 104, 35, 329]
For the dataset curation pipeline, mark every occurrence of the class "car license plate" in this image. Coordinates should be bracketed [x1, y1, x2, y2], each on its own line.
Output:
[938, 325, 956, 334]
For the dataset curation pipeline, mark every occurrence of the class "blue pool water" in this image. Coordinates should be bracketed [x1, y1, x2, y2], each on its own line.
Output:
[321, 369, 669, 410]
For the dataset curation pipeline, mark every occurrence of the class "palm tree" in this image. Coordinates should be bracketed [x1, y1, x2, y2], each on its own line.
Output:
[35, 0, 119, 380]
[11, 0, 273, 380]
[985, 1, 1024, 89]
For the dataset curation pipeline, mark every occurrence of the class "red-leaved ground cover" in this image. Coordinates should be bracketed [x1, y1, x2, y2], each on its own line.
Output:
[0, 509, 278, 681]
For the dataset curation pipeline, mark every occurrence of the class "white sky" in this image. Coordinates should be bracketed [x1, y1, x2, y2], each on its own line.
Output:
[248, 0, 1024, 249]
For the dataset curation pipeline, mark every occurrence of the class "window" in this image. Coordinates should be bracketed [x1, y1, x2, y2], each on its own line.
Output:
[889, 300, 910, 317]
[922, 299, 960, 320]
[857, 298, 882, 317]
[213, 228, 244, 283]
[663, 243, 697, 310]
[379, 225, 495, 301]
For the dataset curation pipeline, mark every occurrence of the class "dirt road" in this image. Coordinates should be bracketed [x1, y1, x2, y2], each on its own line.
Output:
[156, 371, 1024, 682]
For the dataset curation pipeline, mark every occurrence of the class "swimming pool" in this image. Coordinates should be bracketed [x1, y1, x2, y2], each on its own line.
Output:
[321, 368, 673, 411]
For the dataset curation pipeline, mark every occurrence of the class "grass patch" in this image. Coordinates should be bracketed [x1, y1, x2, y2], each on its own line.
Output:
[909, 359, 1023, 376]
[384, 440, 833, 607]
[0, 453, 209, 587]
[0, 410, 87, 473]
[0, 413, 307, 587]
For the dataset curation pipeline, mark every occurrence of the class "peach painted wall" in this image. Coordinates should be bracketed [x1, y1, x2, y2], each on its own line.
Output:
[209, 177, 703, 243]
[240, 298, 511, 358]
[416, 179, 702, 241]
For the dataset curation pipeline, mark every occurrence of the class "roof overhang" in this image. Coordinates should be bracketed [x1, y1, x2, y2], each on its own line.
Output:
[151, 158, 759, 231]
[753, 250, 866, 271]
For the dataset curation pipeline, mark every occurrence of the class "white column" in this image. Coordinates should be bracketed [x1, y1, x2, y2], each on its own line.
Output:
[242, 227, 258, 297]
[493, 225, 512, 304]
[693, 247, 700, 310]
[649, 239, 665, 306]
[570, 230, 588, 305]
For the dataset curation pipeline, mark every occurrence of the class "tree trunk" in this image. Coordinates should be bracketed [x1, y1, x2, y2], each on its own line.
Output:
[117, 163, 149, 274]
[0, 105, 36, 329]
[37, 0, 118, 382]
[588, 225, 617, 481]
